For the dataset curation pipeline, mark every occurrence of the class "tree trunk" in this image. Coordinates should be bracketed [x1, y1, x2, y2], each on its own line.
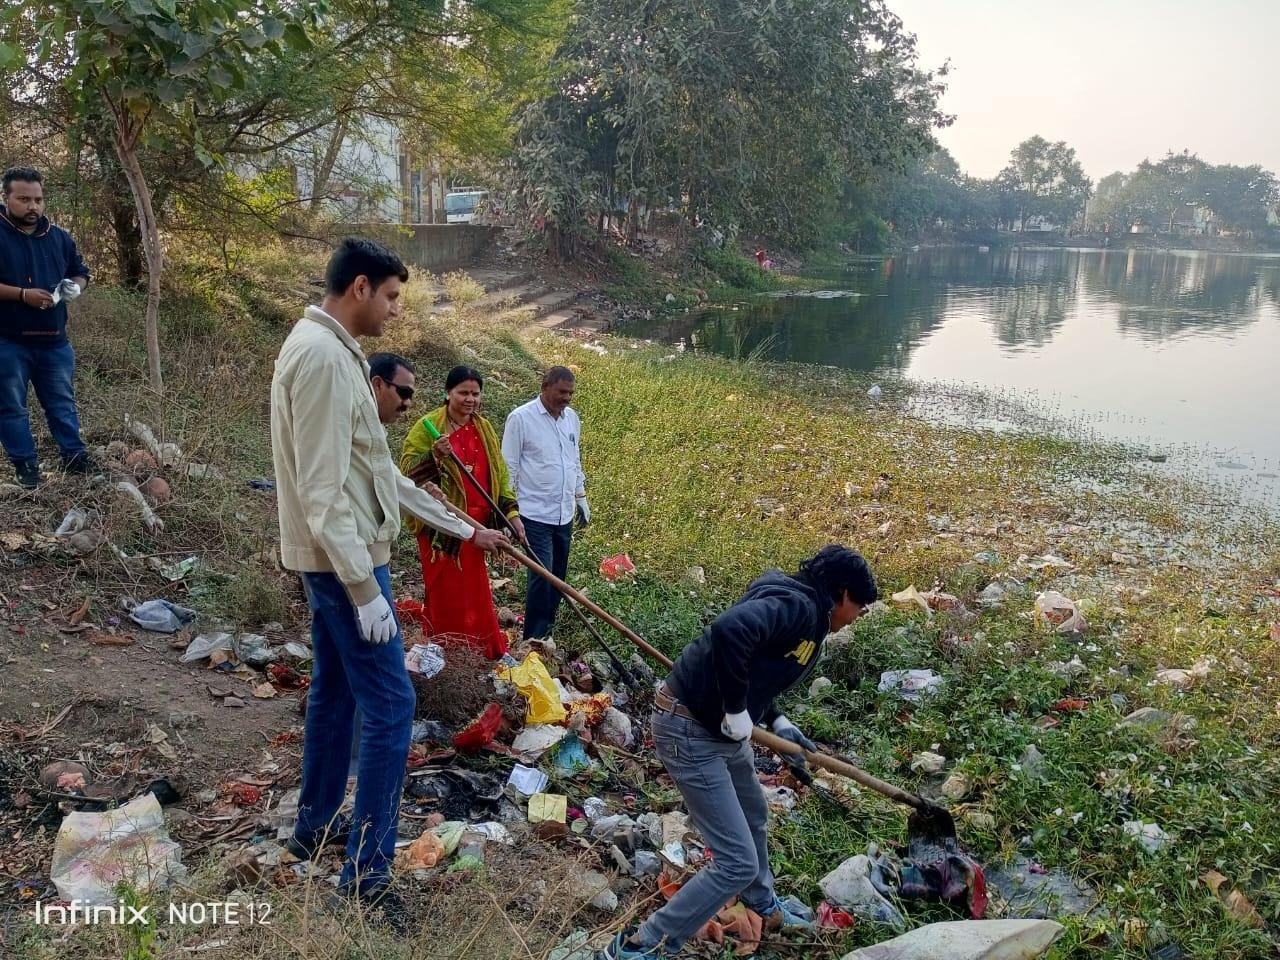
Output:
[108, 191, 145, 288]
[309, 115, 351, 214]
[108, 114, 164, 392]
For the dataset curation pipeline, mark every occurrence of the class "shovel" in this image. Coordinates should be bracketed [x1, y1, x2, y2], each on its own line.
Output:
[422, 488, 956, 840]
[412, 418, 637, 686]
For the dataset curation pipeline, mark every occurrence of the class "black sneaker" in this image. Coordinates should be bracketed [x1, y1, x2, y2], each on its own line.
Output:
[14, 459, 40, 489]
[325, 884, 409, 936]
[285, 815, 351, 861]
[63, 452, 100, 476]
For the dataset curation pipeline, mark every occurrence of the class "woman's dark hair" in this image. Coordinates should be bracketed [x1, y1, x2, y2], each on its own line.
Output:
[325, 237, 408, 295]
[445, 365, 484, 392]
[796, 545, 878, 606]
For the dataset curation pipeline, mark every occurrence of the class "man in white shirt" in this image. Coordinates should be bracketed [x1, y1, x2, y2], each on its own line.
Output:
[501, 366, 588, 640]
[270, 238, 507, 914]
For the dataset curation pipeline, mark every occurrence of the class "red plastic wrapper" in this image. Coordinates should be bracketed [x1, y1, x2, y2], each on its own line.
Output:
[599, 553, 636, 580]
[396, 598, 429, 629]
[817, 901, 856, 929]
[451, 702, 502, 753]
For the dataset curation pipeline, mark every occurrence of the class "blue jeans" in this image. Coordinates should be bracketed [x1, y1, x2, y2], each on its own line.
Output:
[0, 339, 86, 465]
[636, 708, 775, 951]
[521, 516, 573, 640]
[297, 565, 413, 894]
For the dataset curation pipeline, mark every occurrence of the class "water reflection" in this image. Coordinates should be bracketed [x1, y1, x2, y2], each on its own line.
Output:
[635, 248, 1279, 370]
[629, 248, 1280, 506]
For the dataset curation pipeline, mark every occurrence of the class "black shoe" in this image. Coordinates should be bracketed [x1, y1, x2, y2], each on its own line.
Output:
[14, 460, 40, 489]
[285, 815, 351, 861]
[326, 884, 408, 936]
[63, 452, 100, 476]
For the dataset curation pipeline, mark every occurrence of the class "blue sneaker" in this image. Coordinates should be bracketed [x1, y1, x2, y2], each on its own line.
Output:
[597, 930, 665, 959]
[761, 895, 816, 933]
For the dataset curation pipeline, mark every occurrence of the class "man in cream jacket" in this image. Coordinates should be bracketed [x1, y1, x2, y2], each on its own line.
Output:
[270, 237, 507, 911]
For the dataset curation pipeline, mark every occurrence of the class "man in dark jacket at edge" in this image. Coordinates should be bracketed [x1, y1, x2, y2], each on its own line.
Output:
[601, 544, 879, 960]
[0, 167, 92, 488]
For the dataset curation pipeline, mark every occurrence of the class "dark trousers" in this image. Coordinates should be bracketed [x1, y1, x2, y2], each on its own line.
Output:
[0, 339, 86, 465]
[297, 565, 412, 894]
[521, 516, 573, 640]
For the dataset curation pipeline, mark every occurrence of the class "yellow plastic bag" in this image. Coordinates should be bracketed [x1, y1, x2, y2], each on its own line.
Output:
[498, 652, 567, 724]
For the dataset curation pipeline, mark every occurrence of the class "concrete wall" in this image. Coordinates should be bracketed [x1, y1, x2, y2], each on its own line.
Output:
[334, 224, 503, 272]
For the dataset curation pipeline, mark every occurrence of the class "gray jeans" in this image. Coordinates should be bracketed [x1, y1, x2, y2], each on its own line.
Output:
[635, 708, 775, 952]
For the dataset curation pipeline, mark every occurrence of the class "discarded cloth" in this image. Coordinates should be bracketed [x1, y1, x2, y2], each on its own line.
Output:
[128, 598, 197, 634]
[407, 769, 504, 819]
[878, 669, 943, 702]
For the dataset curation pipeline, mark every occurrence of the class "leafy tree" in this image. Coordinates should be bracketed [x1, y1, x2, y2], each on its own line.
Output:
[1, 0, 322, 390]
[1198, 164, 1277, 234]
[514, 0, 946, 258]
[995, 135, 1091, 231]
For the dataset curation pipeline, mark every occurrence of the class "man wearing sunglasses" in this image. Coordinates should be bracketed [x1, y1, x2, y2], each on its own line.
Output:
[368, 352, 416, 425]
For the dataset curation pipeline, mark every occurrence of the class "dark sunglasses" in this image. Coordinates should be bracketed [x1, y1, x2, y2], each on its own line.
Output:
[376, 377, 415, 401]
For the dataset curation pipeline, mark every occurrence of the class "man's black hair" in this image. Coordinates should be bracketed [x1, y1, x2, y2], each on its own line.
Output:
[325, 237, 409, 295]
[541, 365, 576, 388]
[368, 352, 414, 382]
[3, 167, 43, 194]
[796, 544, 878, 606]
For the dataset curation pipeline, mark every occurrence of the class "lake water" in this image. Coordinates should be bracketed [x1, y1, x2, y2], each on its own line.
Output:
[633, 248, 1280, 507]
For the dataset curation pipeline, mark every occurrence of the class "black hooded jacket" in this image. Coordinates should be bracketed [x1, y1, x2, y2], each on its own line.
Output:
[666, 569, 833, 739]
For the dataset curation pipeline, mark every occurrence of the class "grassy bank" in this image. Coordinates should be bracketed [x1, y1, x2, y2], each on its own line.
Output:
[5, 245, 1279, 958]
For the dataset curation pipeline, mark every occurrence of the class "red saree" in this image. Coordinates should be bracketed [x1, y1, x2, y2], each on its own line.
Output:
[415, 422, 507, 659]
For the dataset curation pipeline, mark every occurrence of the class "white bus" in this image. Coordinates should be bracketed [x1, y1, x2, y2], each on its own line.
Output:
[445, 189, 487, 223]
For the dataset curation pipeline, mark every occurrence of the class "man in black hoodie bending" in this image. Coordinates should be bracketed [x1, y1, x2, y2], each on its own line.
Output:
[600, 545, 878, 960]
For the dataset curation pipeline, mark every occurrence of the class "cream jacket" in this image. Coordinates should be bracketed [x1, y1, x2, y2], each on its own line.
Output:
[270, 306, 473, 604]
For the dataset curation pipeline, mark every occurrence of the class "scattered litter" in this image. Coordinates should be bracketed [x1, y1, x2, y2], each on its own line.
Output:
[940, 772, 971, 801]
[597, 707, 633, 748]
[1045, 655, 1087, 679]
[1154, 658, 1213, 689]
[548, 931, 593, 960]
[840, 918, 1063, 960]
[599, 553, 636, 580]
[1033, 591, 1086, 633]
[764, 786, 798, 812]
[818, 901, 856, 928]
[150, 555, 198, 582]
[528, 793, 568, 824]
[659, 811, 692, 869]
[114, 481, 164, 534]
[1118, 707, 1197, 735]
[976, 582, 1008, 607]
[50, 793, 186, 904]
[497, 652, 568, 724]
[878, 669, 944, 702]
[507, 765, 549, 797]
[1024, 554, 1073, 574]
[1200, 870, 1264, 929]
[867, 384, 883, 399]
[248, 478, 276, 491]
[1017, 744, 1047, 779]
[405, 642, 446, 678]
[984, 858, 1099, 919]
[282, 641, 313, 661]
[129, 598, 197, 634]
[809, 676, 833, 697]
[820, 854, 906, 929]
[252, 682, 276, 699]
[684, 565, 706, 585]
[181, 632, 234, 663]
[891, 585, 932, 617]
[910, 751, 946, 774]
[234, 633, 276, 668]
[410, 720, 453, 744]
[573, 869, 617, 911]
[1123, 820, 1171, 854]
[398, 831, 446, 869]
[40, 761, 90, 792]
[550, 733, 593, 774]
[54, 508, 103, 555]
[512, 724, 569, 759]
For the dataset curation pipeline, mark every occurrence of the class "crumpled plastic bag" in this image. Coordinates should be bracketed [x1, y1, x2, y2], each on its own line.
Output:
[181, 631, 233, 663]
[599, 553, 636, 580]
[878, 669, 943, 702]
[128, 598, 197, 634]
[1033, 591, 1086, 633]
[497, 652, 567, 724]
[50, 793, 186, 904]
[840, 918, 1063, 960]
[820, 854, 906, 930]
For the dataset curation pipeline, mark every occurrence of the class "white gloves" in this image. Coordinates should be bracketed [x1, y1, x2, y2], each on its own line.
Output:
[59, 279, 82, 301]
[575, 495, 591, 526]
[356, 594, 396, 645]
[721, 710, 753, 741]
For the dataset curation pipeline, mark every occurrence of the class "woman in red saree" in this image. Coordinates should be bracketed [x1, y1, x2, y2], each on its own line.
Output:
[400, 366, 523, 659]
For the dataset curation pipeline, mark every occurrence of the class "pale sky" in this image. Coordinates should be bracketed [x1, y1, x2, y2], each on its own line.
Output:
[888, 0, 1280, 181]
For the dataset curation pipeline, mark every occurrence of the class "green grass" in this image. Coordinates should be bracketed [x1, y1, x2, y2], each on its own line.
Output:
[13, 243, 1280, 958]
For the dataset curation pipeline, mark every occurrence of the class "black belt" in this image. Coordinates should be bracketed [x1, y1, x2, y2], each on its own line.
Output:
[653, 683, 697, 721]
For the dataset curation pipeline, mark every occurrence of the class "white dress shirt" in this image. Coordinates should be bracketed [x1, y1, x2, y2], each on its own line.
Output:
[501, 396, 586, 526]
